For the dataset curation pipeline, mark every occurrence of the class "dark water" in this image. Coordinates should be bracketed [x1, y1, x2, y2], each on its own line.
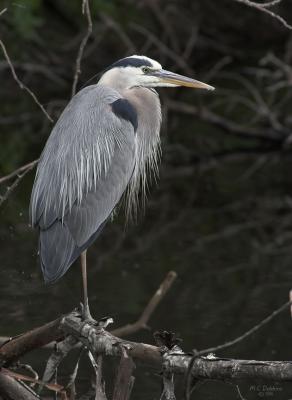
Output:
[1, 153, 292, 399]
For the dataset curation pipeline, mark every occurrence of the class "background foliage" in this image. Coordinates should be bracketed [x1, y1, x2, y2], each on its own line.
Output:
[1, 0, 292, 398]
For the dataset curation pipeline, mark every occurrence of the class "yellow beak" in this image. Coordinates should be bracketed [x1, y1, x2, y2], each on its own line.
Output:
[152, 69, 215, 90]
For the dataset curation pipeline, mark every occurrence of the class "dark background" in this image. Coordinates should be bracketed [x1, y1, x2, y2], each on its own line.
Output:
[1, 0, 292, 398]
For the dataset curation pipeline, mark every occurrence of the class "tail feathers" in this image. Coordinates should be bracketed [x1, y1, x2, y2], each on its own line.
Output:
[39, 219, 107, 284]
[40, 221, 76, 284]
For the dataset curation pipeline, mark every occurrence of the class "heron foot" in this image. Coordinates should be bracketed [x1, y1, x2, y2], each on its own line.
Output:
[79, 302, 97, 324]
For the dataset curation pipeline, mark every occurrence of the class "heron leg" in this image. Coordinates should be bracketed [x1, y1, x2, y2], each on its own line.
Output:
[80, 250, 95, 322]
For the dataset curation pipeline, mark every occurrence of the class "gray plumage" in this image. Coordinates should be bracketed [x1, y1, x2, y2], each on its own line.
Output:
[30, 55, 213, 286]
[30, 65, 161, 283]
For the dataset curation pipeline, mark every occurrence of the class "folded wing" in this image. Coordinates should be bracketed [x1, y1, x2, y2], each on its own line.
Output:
[30, 85, 136, 283]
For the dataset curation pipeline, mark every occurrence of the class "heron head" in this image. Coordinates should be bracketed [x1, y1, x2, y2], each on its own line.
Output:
[98, 55, 215, 91]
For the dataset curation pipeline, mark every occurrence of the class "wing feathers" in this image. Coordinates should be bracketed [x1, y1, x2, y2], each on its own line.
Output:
[40, 221, 75, 283]
[30, 85, 136, 282]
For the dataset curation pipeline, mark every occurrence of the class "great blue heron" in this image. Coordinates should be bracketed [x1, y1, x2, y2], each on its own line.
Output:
[30, 55, 214, 320]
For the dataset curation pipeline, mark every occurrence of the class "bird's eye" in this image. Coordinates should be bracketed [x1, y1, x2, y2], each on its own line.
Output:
[142, 67, 151, 73]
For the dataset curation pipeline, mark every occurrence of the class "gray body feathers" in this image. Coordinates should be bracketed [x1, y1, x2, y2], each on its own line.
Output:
[30, 84, 161, 283]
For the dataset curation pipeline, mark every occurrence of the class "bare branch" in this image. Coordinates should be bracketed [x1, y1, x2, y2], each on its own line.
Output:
[232, 0, 292, 30]
[0, 316, 64, 366]
[130, 23, 193, 75]
[1, 297, 292, 398]
[260, 0, 284, 7]
[0, 8, 7, 17]
[99, 13, 136, 54]
[0, 160, 39, 185]
[166, 100, 285, 142]
[0, 40, 53, 122]
[0, 371, 39, 400]
[111, 271, 177, 337]
[2, 307, 292, 399]
[0, 61, 67, 86]
[0, 271, 177, 359]
[71, 0, 93, 97]
[1, 368, 67, 398]
[62, 312, 292, 382]
[195, 300, 292, 356]
[0, 160, 39, 207]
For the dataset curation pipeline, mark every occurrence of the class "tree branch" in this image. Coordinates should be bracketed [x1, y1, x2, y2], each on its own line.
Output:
[1, 282, 292, 399]
[0, 271, 177, 363]
[232, 0, 292, 30]
[111, 271, 177, 337]
[0, 370, 39, 400]
[71, 0, 93, 97]
[61, 312, 292, 381]
[0, 40, 53, 122]
[0, 8, 7, 17]
[0, 159, 39, 207]
[166, 99, 286, 143]
[1, 300, 292, 383]
[197, 300, 292, 356]
[0, 160, 39, 185]
[0, 317, 64, 366]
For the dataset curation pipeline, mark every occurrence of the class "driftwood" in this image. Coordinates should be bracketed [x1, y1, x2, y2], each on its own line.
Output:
[1, 310, 292, 380]
[61, 311, 292, 381]
[0, 271, 178, 399]
[0, 371, 39, 400]
[1, 271, 292, 399]
[0, 271, 177, 364]
[0, 317, 64, 365]
[1, 307, 291, 383]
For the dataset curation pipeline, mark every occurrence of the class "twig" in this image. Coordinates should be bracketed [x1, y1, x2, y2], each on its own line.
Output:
[99, 13, 136, 54]
[0, 370, 40, 400]
[232, 0, 292, 30]
[0, 40, 53, 122]
[71, 0, 93, 97]
[1, 368, 67, 398]
[0, 345, 70, 397]
[184, 299, 292, 399]
[14, 363, 39, 387]
[259, 0, 285, 7]
[289, 290, 292, 319]
[261, 0, 283, 6]
[196, 300, 292, 356]
[0, 160, 39, 207]
[0, 61, 67, 86]
[147, 2, 180, 53]
[0, 8, 7, 17]
[129, 23, 193, 74]
[111, 271, 177, 337]
[0, 160, 39, 185]
[167, 100, 285, 142]
[235, 384, 248, 400]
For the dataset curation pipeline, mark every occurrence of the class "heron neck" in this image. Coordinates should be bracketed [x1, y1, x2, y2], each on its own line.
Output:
[122, 86, 162, 219]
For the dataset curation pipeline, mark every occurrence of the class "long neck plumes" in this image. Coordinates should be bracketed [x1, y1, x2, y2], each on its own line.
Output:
[122, 87, 162, 219]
